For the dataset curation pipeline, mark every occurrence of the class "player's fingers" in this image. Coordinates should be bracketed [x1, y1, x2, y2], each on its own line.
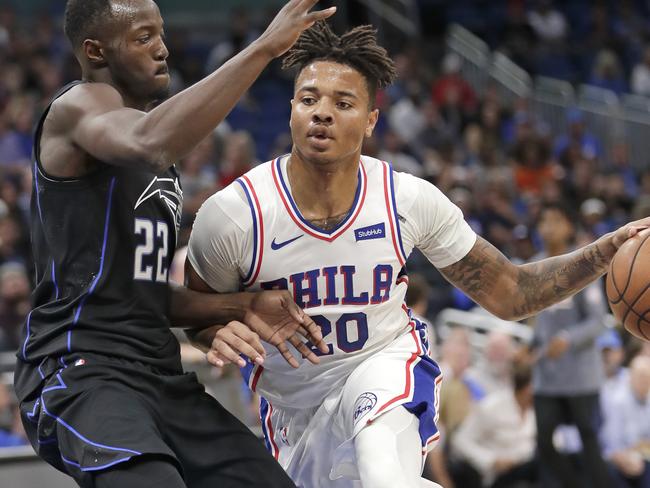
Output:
[629, 225, 649, 237]
[275, 341, 300, 369]
[230, 322, 266, 360]
[212, 331, 247, 367]
[284, 297, 307, 325]
[300, 316, 329, 354]
[289, 334, 321, 365]
[207, 349, 232, 368]
[231, 331, 265, 365]
[304, 6, 336, 25]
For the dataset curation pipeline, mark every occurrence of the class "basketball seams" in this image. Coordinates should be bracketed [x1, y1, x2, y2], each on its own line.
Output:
[607, 230, 650, 341]
[616, 232, 650, 299]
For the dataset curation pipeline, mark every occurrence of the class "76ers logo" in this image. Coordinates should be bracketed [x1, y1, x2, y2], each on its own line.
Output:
[353, 392, 377, 423]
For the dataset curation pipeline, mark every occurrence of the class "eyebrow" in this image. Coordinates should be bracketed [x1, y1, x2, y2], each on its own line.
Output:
[298, 86, 359, 99]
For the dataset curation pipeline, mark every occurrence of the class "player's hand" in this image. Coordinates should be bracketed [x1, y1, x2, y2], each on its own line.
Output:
[256, 0, 336, 59]
[206, 321, 266, 368]
[546, 334, 570, 359]
[243, 290, 329, 368]
[611, 217, 650, 249]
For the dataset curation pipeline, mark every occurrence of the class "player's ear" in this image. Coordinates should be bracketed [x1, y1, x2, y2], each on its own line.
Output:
[365, 109, 379, 138]
[83, 39, 107, 68]
[289, 100, 295, 130]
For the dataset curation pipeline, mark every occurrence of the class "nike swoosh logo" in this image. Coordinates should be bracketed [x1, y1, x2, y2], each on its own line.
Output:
[271, 235, 303, 250]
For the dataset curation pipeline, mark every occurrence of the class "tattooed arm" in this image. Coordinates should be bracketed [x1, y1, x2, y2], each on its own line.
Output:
[440, 219, 650, 321]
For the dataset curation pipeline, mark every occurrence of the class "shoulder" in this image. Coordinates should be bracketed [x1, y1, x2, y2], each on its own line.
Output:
[55, 83, 126, 117]
[46, 83, 126, 135]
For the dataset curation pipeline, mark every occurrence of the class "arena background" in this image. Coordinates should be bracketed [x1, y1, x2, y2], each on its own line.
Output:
[1, 1, 649, 487]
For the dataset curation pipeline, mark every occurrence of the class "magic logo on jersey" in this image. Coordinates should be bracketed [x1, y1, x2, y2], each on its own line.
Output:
[134, 175, 183, 235]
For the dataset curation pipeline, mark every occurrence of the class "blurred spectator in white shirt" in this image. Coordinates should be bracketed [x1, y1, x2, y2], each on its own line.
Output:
[527, 0, 567, 44]
[467, 330, 516, 395]
[631, 46, 650, 97]
[452, 363, 538, 488]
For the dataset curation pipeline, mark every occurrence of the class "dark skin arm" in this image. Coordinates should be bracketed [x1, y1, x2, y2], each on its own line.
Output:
[42, 0, 335, 177]
[440, 220, 650, 321]
[183, 263, 329, 369]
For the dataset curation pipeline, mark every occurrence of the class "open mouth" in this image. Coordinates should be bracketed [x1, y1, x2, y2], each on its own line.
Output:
[307, 126, 333, 141]
[155, 65, 169, 75]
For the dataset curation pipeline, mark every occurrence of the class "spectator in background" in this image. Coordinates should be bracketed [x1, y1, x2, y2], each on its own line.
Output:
[631, 45, 650, 97]
[527, 0, 567, 44]
[216, 130, 258, 188]
[467, 330, 516, 395]
[580, 197, 613, 239]
[530, 203, 612, 488]
[0, 381, 26, 447]
[589, 49, 628, 96]
[601, 355, 650, 488]
[432, 52, 477, 121]
[0, 262, 30, 352]
[554, 108, 602, 162]
[452, 363, 538, 488]
[179, 133, 219, 220]
[426, 328, 483, 488]
[598, 329, 629, 414]
[378, 129, 422, 176]
[511, 133, 557, 196]
[205, 8, 258, 72]
[404, 272, 438, 353]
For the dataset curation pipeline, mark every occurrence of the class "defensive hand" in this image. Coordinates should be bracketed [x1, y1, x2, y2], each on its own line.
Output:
[257, 0, 336, 59]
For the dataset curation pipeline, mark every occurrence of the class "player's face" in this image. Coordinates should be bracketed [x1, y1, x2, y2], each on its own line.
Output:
[290, 61, 378, 166]
[102, 0, 170, 103]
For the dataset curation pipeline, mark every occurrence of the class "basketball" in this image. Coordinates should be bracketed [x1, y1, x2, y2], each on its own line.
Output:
[606, 228, 650, 342]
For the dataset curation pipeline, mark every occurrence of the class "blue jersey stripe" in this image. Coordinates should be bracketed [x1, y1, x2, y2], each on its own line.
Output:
[236, 178, 259, 285]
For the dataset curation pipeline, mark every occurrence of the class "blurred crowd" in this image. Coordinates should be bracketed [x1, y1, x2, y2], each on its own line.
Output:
[0, 1, 650, 487]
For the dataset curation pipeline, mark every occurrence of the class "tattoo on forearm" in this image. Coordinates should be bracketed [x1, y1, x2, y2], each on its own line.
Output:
[441, 236, 614, 319]
[441, 238, 507, 297]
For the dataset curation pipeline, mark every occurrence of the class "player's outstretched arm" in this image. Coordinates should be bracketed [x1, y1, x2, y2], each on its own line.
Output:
[67, 0, 336, 173]
[440, 217, 650, 321]
[176, 266, 329, 368]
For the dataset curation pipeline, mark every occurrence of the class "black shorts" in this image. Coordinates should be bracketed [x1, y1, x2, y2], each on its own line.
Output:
[19, 352, 295, 488]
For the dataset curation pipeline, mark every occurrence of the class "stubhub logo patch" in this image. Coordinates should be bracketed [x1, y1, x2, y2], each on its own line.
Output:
[355, 223, 386, 242]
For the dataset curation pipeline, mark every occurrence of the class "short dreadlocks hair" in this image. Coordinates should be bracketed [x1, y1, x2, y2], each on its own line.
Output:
[282, 22, 397, 108]
[64, 0, 114, 49]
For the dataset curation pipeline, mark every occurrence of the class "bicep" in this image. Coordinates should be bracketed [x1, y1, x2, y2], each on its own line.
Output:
[439, 236, 517, 318]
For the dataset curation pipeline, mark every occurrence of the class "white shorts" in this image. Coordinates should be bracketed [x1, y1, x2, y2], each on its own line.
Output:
[258, 320, 443, 488]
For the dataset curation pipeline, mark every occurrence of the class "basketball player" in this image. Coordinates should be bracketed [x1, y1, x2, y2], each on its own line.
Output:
[14, 1, 335, 488]
[186, 23, 650, 488]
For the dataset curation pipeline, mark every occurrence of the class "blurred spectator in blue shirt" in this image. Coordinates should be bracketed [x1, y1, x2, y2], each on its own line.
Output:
[530, 203, 613, 488]
[589, 49, 629, 96]
[601, 355, 650, 488]
[554, 108, 602, 162]
[598, 329, 629, 414]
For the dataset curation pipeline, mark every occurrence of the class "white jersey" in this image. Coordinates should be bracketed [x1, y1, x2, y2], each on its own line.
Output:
[188, 155, 476, 411]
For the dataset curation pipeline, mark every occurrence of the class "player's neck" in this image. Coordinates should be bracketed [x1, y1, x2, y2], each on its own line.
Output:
[83, 70, 151, 111]
[287, 150, 360, 221]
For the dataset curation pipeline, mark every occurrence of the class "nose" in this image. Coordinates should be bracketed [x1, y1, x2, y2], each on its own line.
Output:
[312, 104, 333, 125]
[155, 37, 169, 61]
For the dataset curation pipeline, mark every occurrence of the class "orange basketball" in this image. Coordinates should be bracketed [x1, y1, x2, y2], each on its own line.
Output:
[606, 228, 650, 342]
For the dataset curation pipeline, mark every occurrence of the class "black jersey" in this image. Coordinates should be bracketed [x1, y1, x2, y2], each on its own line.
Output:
[14, 82, 184, 401]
